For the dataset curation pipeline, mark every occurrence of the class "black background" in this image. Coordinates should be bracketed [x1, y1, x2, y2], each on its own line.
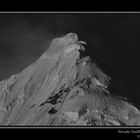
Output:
[0, 13, 139, 108]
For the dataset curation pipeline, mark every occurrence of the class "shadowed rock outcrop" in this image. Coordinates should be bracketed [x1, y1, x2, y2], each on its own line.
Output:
[0, 33, 140, 126]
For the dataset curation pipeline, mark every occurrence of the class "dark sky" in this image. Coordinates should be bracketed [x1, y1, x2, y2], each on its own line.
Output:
[0, 13, 140, 108]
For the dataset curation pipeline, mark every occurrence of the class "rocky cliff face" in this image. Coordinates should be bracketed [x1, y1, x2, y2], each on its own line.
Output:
[0, 33, 140, 126]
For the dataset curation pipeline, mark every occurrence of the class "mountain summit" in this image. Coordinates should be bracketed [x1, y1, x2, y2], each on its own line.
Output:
[0, 33, 140, 126]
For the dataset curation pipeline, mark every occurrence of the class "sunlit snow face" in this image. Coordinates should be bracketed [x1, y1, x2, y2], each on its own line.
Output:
[64, 33, 78, 44]
[42, 33, 86, 59]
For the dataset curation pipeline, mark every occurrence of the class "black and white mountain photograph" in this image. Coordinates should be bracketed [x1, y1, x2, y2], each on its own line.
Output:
[0, 12, 140, 132]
